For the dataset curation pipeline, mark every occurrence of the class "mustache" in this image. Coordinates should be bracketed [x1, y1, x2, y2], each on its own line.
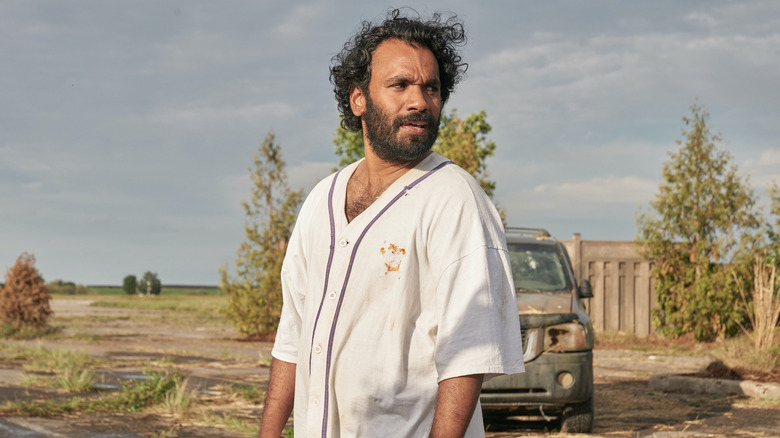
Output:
[393, 112, 438, 130]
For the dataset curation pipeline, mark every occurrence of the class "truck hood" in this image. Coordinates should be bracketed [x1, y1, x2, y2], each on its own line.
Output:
[516, 292, 572, 315]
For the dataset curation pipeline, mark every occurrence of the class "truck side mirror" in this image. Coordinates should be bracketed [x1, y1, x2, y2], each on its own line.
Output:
[577, 279, 593, 299]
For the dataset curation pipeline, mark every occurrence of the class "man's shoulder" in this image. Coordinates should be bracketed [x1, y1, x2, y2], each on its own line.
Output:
[420, 154, 490, 201]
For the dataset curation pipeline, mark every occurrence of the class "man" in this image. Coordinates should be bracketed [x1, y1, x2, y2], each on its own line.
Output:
[259, 10, 523, 438]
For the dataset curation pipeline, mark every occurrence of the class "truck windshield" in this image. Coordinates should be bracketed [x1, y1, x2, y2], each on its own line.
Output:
[508, 243, 571, 293]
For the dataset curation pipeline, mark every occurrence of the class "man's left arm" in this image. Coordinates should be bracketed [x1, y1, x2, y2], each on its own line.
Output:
[429, 374, 484, 438]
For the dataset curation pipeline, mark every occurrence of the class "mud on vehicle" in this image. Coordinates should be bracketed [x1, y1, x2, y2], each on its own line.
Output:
[481, 227, 595, 433]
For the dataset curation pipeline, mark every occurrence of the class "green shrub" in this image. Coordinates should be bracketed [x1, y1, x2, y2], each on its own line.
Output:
[47, 280, 90, 295]
[123, 275, 137, 295]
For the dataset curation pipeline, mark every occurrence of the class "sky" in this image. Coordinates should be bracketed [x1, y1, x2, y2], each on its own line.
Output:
[2, 1, 779, 286]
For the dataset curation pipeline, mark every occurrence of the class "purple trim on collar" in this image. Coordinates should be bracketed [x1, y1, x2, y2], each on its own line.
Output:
[320, 160, 453, 437]
[309, 168, 343, 374]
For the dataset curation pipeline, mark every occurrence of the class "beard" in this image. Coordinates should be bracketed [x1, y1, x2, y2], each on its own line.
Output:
[362, 95, 440, 164]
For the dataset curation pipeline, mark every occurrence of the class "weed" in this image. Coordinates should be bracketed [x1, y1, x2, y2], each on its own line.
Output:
[200, 411, 259, 436]
[18, 372, 55, 389]
[0, 367, 190, 417]
[55, 367, 96, 393]
[711, 333, 780, 375]
[230, 384, 265, 404]
[284, 426, 294, 438]
[21, 344, 94, 372]
[149, 422, 182, 438]
[112, 367, 187, 412]
[0, 322, 57, 339]
[160, 377, 195, 417]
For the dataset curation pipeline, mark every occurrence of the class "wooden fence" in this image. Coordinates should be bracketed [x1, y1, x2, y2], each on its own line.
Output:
[561, 234, 656, 337]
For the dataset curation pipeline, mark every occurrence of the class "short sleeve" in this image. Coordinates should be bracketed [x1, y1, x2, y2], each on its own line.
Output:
[433, 246, 525, 382]
[271, 214, 307, 364]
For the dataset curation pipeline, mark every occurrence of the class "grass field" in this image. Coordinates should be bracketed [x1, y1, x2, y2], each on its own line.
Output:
[48, 293, 228, 316]
[89, 287, 224, 296]
[90, 294, 227, 314]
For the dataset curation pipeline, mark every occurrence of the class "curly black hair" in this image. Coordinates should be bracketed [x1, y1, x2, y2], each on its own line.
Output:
[330, 9, 468, 132]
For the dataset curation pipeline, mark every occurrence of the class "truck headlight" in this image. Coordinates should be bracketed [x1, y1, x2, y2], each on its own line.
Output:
[544, 322, 589, 352]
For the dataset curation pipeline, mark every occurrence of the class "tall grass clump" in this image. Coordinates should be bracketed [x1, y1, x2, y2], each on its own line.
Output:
[55, 367, 97, 393]
[22, 344, 93, 372]
[112, 368, 187, 412]
[0, 367, 191, 417]
[713, 332, 780, 374]
[160, 377, 195, 416]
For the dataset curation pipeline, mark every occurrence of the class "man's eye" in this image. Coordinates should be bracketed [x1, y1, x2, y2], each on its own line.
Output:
[426, 85, 440, 93]
[391, 83, 406, 89]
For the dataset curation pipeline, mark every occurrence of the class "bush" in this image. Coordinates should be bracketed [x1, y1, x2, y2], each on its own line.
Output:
[123, 275, 137, 295]
[0, 253, 52, 330]
[47, 280, 90, 295]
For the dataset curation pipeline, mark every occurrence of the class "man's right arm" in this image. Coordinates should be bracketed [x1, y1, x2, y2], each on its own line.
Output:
[258, 358, 296, 438]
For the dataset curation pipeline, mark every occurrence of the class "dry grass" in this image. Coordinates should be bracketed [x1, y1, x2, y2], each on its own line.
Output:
[596, 329, 780, 384]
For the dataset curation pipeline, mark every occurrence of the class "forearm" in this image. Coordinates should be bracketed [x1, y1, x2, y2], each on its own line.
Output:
[258, 358, 296, 438]
[429, 374, 484, 438]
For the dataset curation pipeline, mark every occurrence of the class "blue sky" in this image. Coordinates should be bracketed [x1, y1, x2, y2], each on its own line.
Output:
[2, 1, 779, 285]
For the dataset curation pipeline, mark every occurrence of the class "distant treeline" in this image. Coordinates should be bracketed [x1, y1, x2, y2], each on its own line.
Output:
[88, 284, 219, 290]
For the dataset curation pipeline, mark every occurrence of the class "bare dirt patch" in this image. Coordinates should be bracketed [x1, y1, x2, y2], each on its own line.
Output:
[484, 351, 780, 437]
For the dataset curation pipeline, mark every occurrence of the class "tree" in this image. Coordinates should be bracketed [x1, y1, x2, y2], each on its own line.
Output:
[137, 271, 161, 295]
[123, 275, 137, 295]
[333, 123, 365, 168]
[219, 132, 303, 337]
[636, 103, 760, 341]
[0, 253, 52, 330]
[433, 110, 497, 198]
[333, 109, 498, 197]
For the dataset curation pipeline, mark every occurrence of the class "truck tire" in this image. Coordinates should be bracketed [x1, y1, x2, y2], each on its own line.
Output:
[560, 396, 594, 433]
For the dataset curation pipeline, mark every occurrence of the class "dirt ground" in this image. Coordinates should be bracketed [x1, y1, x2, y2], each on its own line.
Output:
[1, 299, 779, 437]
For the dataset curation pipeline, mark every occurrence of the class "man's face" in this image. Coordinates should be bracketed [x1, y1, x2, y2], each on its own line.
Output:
[351, 39, 443, 164]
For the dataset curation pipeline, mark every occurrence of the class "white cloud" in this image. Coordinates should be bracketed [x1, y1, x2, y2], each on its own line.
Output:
[743, 148, 780, 189]
[465, 24, 780, 137]
[530, 175, 656, 206]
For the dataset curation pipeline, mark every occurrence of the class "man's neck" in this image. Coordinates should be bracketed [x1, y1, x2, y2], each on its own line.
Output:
[344, 145, 431, 222]
[359, 145, 430, 188]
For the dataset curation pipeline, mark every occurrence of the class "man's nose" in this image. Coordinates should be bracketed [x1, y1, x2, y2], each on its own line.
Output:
[405, 85, 430, 113]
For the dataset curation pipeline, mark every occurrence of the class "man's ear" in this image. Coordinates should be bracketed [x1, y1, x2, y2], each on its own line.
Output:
[350, 86, 366, 117]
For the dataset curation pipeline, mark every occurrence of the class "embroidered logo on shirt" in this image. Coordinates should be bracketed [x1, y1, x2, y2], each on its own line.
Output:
[380, 243, 406, 275]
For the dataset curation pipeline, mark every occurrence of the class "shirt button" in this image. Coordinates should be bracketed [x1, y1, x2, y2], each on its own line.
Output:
[312, 397, 319, 406]
[314, 344, 322, 354]
[328, 291, 337, 300]
[338, 239, 348, 247]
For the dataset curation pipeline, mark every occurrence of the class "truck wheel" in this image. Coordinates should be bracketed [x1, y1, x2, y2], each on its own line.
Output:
[560, 396, 594, 433]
